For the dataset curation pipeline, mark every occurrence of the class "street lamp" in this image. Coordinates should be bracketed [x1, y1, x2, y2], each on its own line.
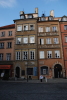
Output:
[27, 61, 28, 82]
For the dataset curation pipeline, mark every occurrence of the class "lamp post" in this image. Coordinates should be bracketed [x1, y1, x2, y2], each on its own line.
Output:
[27, 61, 28, 82]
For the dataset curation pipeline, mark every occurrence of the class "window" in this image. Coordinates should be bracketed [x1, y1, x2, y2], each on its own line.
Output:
[27, 68, 33, 75]
[41, 66, 48, 75]
[16, 37, 21, 44]
[8, 31, 12, 36]
[1, 32, 5, 37]
[39, 51, 44, 59]
[0, 43, 4, 49]
[54, 38, 59, 44]
[46, 38, 51, 44]
[23, 51, 28, 60]
[65, 36, 67, 42]
[41, 17, 45, 21]
[23, 37, 28, 44]
[46, 27, 50, 32]
[55, 51, 60, 58]
[29, 36, 35, 43]
[30, 25, 34, 30]
[47, 51, 52, 58]
[49, 17, 53, 20]
[0, 54, 3, 61]
[43, 69, 46, 74]
[17, 25, 22, 31]
[39, 38, 44, 45]
[52, 26, 57, 32]
[64, 25, 67, 30]
[20, 15, 24, 19]
[28, 15, 32, 18]
[30, 50, 35, 60]
[16, 51, 21, 60]
[62, 17, 67, 21]
[24, 25, 28, 31]
[6, 53, 11, 61]
[38, 27, 43, 32]
[7, 42, 12, 48]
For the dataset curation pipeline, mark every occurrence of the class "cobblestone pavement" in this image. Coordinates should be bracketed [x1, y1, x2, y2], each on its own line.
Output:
[0, 81, 67, 100]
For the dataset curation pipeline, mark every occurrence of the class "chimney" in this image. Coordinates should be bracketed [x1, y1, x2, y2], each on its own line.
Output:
[50, 10, 54, 17]
[35, 8, 38, 13]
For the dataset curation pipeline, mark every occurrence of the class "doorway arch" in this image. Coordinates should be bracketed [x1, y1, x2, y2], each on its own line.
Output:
[54, 64, 62, 78]
[16, 67, 20, 78]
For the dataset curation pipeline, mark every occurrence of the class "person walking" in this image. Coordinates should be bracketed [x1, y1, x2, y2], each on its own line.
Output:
[39, 75, 43, 82]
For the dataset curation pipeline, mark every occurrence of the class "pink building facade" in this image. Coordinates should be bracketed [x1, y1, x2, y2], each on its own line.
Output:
[0, 24, 15, 77]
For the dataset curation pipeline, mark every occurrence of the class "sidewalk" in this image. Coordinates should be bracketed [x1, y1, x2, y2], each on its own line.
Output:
[1, 78, 67, 83]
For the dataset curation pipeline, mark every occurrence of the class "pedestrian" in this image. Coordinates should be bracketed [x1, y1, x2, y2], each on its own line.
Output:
[1, 72, 4, 80]
[39, 75, 43, 82]
[15, 73, 17, 81]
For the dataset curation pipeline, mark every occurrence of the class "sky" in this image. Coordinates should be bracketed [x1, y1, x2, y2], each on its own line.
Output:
[0, 0, 67, 27]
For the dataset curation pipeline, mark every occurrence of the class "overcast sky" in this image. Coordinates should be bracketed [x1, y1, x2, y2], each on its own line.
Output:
[0, 0, 66, 26]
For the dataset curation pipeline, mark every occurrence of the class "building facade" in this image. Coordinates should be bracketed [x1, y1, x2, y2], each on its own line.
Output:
[37, 16, 64, 79]
[0, 24, 15, 77]
[13, 8, 38, 79]
[60, 16, 67, 78]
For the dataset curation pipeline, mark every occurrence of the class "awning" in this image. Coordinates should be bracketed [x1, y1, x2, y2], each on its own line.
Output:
[0, 65, 11, 69]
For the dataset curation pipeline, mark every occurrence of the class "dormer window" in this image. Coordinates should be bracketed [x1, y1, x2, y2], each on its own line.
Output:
[41, 17, 45, 21]
[62, 17, 67, 21]
[28, 15, 32, 18]
[49, 16, 53, 20]
[20, 15, 24, 19]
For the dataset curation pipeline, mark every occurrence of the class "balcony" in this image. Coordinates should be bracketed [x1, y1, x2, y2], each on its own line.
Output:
[38, 44, 60, 49]
[38, 32, 58, 36]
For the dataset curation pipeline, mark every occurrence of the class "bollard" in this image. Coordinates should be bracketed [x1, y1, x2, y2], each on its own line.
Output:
[45, 77, 47, 82]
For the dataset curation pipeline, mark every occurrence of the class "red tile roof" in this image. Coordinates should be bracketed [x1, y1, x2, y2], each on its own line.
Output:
[0, 24, 15, 30]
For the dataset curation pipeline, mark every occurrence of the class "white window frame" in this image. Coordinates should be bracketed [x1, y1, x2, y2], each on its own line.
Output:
[16, 37, 21, 44]
[43, 69, 46, 74]
[17, 25, 22, 31]
[52, 26, 57, 32]
[24, 25, 28, 31]
[23, 37, 28, 44]
[55, 50, 60, 58]
[22, 51, 28, 60]
[54, 38, 59, 44]
[65, 36, 67, 42]
[64, 25, 67, 30]
[47, 51, 52, 58]
[39, 38, 44, 45]
[0, 43, 4, 49]
[29, 36, 35, 43]
[7, 42, 12, 48]
[39, 51, 44, 59]
[1, 32, 5, 37]
[0, 53, 3, 61]
[28, 15, 32, 18]
[30, 25, 34, 30]
[8, 31, 12, 36]
[38, 27, 43, 32]
[29, 50, 35, 60]
[16, 51, 21, 60]
[20, 15, 24, 19]
[6, 53, 11, 61]
[46, 38, 51, 44]
[63, 17, 67, 21]
[46, 27, 50, 32]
